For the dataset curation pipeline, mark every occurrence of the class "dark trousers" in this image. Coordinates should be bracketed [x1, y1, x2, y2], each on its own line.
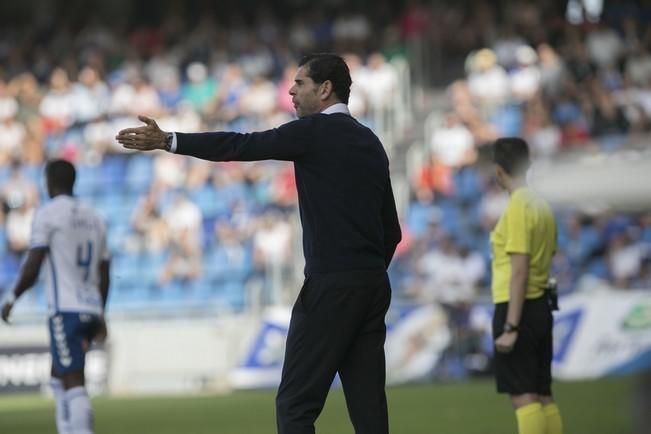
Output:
[276, 269, 391, 434]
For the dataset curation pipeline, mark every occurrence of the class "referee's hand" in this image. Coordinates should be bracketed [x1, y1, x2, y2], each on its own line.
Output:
[495, 332, 518, 353]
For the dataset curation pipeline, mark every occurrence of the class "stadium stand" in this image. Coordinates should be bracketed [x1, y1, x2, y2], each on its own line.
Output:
[0, 0, 650, 328]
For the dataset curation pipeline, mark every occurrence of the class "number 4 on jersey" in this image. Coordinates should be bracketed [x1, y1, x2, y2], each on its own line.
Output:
[76, 241, 93, 282]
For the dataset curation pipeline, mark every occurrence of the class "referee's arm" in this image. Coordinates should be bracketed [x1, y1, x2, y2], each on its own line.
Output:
[506, 253, 529, 327]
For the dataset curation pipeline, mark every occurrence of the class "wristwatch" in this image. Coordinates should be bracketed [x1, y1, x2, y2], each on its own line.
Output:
[503, 322, 519, 333]
[164, 132, 174, 151]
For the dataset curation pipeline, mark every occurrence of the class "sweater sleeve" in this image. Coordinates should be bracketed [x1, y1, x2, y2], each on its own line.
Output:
[174, 117, 314, 162]
[382, 176, 402, 268]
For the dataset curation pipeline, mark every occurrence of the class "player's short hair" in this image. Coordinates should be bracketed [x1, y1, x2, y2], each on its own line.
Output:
[299, 53, 352, 104]
[46, 159, 76, 192]
[492, 137, 530, 176]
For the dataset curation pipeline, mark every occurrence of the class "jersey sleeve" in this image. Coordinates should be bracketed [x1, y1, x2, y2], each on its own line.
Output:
[29, 207, 54, 249]
[504, 192, 531, 255]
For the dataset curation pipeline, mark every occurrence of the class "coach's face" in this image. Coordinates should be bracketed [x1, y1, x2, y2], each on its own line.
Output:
[289, 65, 324, 118]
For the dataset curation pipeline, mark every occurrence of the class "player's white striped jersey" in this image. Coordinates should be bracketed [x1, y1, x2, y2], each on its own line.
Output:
[30, 195, 109, 315]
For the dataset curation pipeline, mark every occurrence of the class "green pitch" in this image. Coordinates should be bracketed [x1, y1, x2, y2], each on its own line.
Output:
[0, 377, 633, 434]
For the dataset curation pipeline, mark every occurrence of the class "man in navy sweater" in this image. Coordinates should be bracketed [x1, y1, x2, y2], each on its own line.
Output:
[116, 53, 401, 434]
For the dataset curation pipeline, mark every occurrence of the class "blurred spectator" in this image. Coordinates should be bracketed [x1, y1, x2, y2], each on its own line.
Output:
[153, 152, 186, 190]
[182, 62, 218, 114]
[625, 46, 651, 87]
[1, 160, 38, 214]
[5, 201, 34, 257]
[416, 235, 483, 305]
[253, 210, 292, 271]
[2, 162, 38, 257]
[342, 52, 368, 118]
[537, 43, 566, 98]
[359, 52, 397, 111]
[239, 76, 276, 119]
[467, 49, 510, 113]
[129, 186, 170, 254]
[608, 229, 647, 289]
[0, 91, 25, 164]
[429, 112, 476, 168]
[71, 65, 110, 123]
[39, 67, 75, 133]
[510, 45, 541, 102]
[586, 23, 623, 69]
[252, 209, 293, 304]
[159, 192, 203, 285]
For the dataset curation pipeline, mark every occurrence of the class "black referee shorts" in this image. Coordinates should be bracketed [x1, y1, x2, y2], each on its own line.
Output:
[492, 295, 553, 396]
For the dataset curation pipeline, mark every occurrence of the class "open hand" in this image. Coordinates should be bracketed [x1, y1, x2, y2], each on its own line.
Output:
[115, 115, 167, 151]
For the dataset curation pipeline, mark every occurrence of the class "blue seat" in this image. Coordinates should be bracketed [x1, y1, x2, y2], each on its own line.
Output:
[124, 155, 153, 194]
[189, 185, 225, 219]
[101, 156, 128, 187]
[0, 228, 7, 256]
[453, 167, 482, 204]
[76, 164, 101, 197]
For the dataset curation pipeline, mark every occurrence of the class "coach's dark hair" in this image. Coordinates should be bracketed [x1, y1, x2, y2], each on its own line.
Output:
[46, 159, 76, 192]
[299, 53, 352, 104]
[492, 137, 530, 176]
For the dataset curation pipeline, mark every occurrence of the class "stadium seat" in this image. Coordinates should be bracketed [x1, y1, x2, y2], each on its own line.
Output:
[124, 154, 154, 194]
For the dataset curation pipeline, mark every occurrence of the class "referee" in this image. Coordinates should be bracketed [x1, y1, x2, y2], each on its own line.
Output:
[116, 53, 401, 434]
[490, 137, 563, 434]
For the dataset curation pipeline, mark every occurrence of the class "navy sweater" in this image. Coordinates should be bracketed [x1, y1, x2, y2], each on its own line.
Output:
[175, 112, 402, 275]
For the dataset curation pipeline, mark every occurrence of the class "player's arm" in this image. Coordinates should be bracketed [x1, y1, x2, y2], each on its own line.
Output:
[1, 247, 48, 323]
[98, 259, 110, 309]
[89, 258, 111, 345]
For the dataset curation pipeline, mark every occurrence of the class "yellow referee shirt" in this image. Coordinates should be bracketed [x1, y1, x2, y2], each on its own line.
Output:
[490, 187, 556, 304]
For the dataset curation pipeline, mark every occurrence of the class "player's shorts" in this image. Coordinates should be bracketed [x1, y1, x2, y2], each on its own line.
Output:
[49, 312, 103, 376]
[492, 295, 553, 395]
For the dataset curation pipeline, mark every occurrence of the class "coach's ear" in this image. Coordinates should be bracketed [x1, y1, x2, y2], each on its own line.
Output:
[318, 80, 334, 101]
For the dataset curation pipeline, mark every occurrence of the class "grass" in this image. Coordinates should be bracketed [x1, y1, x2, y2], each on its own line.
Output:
[0, 376, 633, 434]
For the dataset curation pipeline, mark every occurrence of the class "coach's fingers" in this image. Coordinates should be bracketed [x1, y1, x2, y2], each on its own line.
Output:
[138, 115, 160, 130]
[122, 141, 160, 151]
[116, 126, 151, 137]
[117, 132, 162, 143]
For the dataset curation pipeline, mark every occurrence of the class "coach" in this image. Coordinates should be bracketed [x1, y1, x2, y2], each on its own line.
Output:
[116, 53, 401, 434]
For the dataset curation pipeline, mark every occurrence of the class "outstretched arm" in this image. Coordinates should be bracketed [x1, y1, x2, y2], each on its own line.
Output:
[1, 247, 48, 323]
[116, 115, 313, 162]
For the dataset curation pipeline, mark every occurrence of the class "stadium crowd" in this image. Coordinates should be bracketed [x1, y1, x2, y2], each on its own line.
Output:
[401, 0, 651, 308]
[0, 3, 406, 311]
[0, 1, 650, 317]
